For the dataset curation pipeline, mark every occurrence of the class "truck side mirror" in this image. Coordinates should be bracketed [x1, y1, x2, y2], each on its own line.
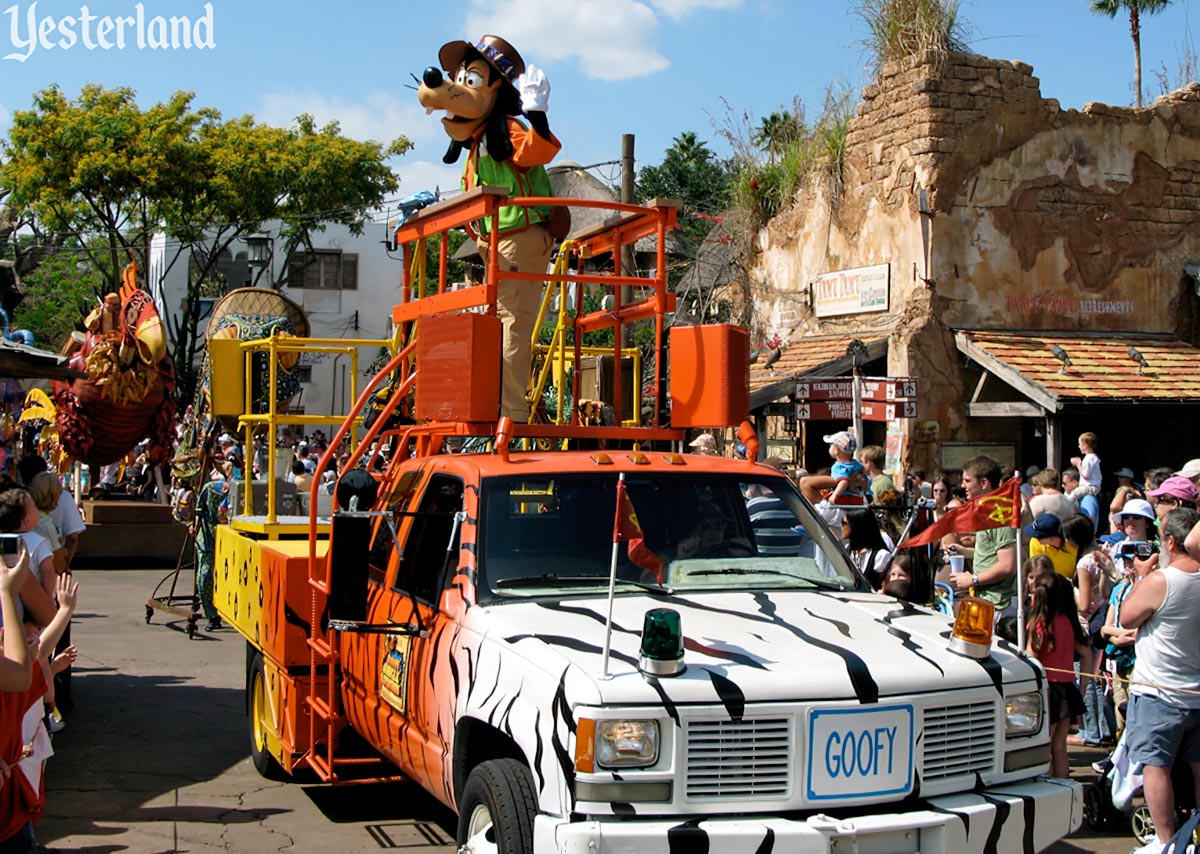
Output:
[327, 514, 371, 623]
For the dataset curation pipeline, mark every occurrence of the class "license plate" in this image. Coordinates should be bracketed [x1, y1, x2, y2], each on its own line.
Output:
[806, 704, 914, 801]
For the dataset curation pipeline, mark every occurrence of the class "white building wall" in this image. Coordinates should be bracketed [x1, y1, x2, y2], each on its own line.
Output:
[153, 221, 403, 421]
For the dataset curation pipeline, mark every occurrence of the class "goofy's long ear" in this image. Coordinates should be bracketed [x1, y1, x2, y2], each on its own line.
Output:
[484, 110, 514, 163]
[442, 139, 466, 165]
[525, 110, 551, 142]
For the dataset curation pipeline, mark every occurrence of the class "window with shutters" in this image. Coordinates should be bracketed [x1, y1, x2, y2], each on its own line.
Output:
[286, 250, 358, 290]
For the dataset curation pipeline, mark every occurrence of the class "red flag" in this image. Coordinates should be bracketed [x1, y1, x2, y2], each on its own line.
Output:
[896, 477, 1021, 549]
[614, 477, 663, 581]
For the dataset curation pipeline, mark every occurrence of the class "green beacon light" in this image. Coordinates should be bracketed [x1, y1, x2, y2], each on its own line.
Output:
[639, 608, 685, 676]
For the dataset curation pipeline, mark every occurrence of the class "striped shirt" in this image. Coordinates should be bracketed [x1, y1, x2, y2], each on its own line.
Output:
[747, 493, 803, 556]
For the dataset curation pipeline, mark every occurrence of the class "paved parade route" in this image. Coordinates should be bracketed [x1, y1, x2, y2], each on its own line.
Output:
[35, 569, 1134, 854]
[38, 569, 456, 853]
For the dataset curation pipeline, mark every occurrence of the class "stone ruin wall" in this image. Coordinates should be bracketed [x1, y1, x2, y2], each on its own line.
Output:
[753, 49, 1200, 468]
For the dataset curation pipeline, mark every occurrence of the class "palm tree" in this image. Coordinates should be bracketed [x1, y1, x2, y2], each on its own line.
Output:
[752, 111, 804, 158]
[1091, 0, 1175, 107]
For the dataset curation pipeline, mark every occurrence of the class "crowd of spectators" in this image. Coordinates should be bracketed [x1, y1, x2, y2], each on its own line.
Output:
[0, 454, 85, 853]
[700, 424, 1200, 851]
[921, 435, 1200, 854]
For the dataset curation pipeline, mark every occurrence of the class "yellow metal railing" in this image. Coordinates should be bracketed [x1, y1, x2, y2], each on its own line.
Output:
[233, 335, 394, 523]
[528, 239, 642, 429]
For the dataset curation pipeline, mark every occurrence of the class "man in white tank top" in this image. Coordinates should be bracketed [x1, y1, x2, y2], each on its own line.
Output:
[1119, 507, 1200, 853]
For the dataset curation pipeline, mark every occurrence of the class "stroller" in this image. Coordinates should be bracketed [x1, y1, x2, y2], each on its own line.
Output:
[1084, 733, 1197, 847]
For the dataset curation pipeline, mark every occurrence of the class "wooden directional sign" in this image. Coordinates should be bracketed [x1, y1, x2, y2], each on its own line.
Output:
[795, 376, 918, 402]
[862, 400, 918, 420]
[795, 399, 918, 422]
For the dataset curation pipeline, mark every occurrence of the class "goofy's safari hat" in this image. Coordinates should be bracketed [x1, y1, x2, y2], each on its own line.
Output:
[438, 35, 525, 83]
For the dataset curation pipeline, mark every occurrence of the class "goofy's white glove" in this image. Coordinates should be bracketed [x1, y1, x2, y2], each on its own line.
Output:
[517, 64, 551, 113]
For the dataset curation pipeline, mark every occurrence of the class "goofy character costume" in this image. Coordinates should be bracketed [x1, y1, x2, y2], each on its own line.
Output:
[418, 35, 561, 422]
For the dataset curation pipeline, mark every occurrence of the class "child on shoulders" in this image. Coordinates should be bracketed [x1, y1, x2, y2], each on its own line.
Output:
[1069, 431, 1101, 500]
[825, 431, 866, 505]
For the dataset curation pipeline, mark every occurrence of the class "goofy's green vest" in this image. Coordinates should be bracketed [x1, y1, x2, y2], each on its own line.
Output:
[463, 116, 560, 237]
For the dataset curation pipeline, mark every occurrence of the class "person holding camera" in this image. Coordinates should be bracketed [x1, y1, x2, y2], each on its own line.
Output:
[1117, 507, 1200, 853]
[1100, 543, 1140, 743]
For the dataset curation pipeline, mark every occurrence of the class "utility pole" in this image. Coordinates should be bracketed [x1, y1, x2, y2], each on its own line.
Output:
[620, 134, 635, 348]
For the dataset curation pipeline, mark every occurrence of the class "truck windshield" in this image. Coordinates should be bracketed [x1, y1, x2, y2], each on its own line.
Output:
[478, 473, 864, 601]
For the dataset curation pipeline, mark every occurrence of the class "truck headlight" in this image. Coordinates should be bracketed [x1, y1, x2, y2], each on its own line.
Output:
[1005, 691, 1043, 736]
[595, 719, 659, 768]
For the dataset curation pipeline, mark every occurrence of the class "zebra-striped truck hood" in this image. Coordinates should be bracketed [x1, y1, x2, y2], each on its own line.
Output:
[484, 589, 1042, 705]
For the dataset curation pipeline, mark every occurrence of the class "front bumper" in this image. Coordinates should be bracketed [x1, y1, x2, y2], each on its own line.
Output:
[540, 777, 1081, 854]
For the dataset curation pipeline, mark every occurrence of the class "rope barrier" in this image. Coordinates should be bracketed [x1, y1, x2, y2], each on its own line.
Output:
[1039, 663, 1200, 698]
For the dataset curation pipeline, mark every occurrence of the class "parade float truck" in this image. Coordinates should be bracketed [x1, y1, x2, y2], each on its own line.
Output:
[212, 189, 1081, 853]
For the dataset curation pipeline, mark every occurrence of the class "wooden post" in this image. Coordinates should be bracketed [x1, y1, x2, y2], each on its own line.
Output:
[1045, 414, 1061, 471]
[620, 134, 636, 349]
[153, 465, 168, 505]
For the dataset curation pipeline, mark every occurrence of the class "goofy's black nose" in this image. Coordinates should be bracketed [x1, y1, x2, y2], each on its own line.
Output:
[422, 67, 444, 88]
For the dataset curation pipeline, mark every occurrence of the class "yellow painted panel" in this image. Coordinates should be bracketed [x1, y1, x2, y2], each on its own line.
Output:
[215, 526, 331, 667]
[214, 526, 263, 648]
[207, 338, 246, 418]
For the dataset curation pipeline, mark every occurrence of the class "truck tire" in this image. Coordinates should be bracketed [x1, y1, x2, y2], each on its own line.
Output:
[247, 652, 286, 780]
[456, 758, 537, 854]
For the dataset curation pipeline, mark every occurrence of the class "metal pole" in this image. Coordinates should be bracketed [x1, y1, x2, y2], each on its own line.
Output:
[601, 472, 625, 680]
[852, 369, 864, 452]
[1016, 527, 1026, 652]
[620, 134, 635, 349]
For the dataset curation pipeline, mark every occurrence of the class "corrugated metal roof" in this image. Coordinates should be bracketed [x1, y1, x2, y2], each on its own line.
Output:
[0, 337, 86, 381]
[958, 331, 1200, 405]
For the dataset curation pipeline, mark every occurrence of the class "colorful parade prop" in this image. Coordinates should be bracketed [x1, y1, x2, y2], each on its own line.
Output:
[52, 263, 176, 467]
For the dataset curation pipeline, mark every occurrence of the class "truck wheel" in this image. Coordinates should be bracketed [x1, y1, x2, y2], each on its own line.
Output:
[248, 653, 286, 780]
[456, 758, 537, 854]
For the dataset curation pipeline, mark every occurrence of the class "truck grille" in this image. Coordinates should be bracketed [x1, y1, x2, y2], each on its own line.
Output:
[921, 700, 996, 781]
[685, 717, 791, 798]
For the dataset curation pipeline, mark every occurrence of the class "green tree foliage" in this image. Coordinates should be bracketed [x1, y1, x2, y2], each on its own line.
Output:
[1091, 0, 1175, 107]
[0, 84, 412, 405]
[159, 112, 409, 401]
[1, 84, 208, 291]
[725, 89, 854, 227]
[635, 132, 732, 249]
[753, 110, 805, 158]
[13, 239, 104, 348]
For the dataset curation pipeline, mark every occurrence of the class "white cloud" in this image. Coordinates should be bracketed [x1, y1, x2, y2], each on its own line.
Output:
[649, 0, 742, 19]
[463, 0, 669, 82]
[256, 90, 437, 147]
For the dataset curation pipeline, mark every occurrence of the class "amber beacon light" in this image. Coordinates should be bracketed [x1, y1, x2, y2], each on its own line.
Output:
[949, 596, 994, 659]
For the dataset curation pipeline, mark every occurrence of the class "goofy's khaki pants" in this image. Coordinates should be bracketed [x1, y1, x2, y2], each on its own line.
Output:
[478, 223, 552, 422]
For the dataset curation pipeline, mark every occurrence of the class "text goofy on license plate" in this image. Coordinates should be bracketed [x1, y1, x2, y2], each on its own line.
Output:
[806, 704, 914, 801]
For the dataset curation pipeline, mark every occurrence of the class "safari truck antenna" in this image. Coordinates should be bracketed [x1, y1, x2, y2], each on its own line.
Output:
[601, 472, 629, 679]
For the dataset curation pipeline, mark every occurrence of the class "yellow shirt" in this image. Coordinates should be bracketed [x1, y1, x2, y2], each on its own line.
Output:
[1029, 539, 1078, 578]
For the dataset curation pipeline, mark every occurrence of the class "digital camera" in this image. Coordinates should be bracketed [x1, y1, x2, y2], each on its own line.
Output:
[1118, 540, 1155, 560]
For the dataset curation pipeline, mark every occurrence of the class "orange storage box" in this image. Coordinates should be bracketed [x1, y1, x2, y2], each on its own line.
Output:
[415, 312, 502, 422]
[669, 324, 750, 427]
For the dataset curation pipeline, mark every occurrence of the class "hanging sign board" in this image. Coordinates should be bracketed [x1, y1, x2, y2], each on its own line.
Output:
[795, 377, 917, 401]
[812, 264, 890, 318]
[795, 399, 917, 422]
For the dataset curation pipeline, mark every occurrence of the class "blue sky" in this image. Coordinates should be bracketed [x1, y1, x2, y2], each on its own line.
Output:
[0, 0, 1197, 209]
